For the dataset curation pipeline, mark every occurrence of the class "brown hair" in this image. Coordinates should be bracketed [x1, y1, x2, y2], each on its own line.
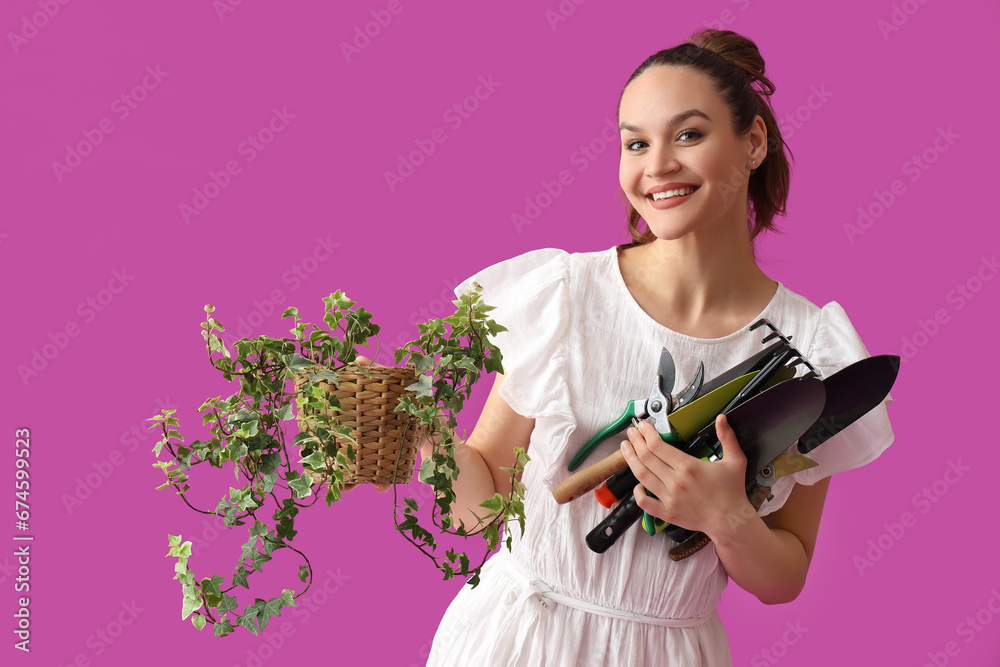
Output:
[615, 29, 793, 250]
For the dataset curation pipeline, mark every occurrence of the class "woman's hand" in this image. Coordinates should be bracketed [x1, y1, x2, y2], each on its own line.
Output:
[620, 414, 755, 539]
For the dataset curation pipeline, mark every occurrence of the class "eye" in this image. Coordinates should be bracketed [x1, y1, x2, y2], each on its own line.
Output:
[678, 129, 703, 142]
[623, 139, 647, 152]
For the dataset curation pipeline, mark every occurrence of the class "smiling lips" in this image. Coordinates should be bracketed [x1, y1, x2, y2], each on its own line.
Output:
[649, 186, 698, 201]
[644, 184, 700, 209]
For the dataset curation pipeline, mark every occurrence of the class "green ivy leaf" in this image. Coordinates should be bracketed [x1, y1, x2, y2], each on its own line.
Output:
[181, 595, 203, 620]
[201, 575, 225, 607]
[407, 373, 435, 399]
[236, 612, 259, 636]
[257, 595, 287, 632]
[219, 594, 238, 614]
[283, 353, 314, 374]
[250, 550, 272, 573]
[240, 535, 259, 563]
[192, 614, 207, 631]
[300, 450, 326, 469]
[479, 494, 503, 513]
[232, 566, 250, 589]
[275, 401, 295, 421]
[214, 619, 234, 636]
[287, 471, 313, 499]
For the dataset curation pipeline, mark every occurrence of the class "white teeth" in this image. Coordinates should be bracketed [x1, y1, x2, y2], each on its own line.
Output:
[651, 186, 697, 201]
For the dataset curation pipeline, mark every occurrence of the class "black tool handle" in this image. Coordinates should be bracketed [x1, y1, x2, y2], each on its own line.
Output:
[603, 467, 638, 503]
[664, 523, 696, 543]
[586, 494, 642, 553]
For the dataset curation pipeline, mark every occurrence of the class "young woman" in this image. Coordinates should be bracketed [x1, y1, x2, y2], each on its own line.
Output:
[422, 28, 895, 666]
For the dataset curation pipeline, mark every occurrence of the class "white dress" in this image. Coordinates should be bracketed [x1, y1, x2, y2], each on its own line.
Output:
[426, 247, 895, 667]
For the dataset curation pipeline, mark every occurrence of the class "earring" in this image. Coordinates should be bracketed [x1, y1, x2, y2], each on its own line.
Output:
[752, 160, 756, 165]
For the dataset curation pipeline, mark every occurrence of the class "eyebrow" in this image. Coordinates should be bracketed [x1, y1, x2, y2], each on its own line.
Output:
[619, 109, 712, 133]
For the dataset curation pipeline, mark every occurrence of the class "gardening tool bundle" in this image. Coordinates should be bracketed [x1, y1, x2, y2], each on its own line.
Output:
[551, 318, 899, 561]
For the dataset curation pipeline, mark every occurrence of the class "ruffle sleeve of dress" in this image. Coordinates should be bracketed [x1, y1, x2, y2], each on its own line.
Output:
[757, 301, 896, 517]
[452, 248, 576, 480]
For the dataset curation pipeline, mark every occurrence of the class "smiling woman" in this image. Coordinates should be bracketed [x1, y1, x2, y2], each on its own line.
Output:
[422, 28, 894, 667]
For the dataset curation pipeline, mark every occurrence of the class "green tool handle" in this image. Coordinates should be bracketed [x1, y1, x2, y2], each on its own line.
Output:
[568, 400, 641, 471]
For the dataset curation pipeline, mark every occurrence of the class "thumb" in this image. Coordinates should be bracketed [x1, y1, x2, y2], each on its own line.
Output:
[715, 414, 745, 464]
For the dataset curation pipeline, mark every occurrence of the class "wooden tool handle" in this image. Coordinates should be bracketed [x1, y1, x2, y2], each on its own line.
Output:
[552, 450, 628, 504]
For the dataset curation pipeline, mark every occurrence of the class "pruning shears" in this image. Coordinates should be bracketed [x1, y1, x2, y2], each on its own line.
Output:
[567, 347, 704, 472]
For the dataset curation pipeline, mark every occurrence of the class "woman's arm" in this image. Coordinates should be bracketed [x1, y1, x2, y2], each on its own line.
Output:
[420, 371, 535, 531]
[622, 416, 830, 605]
[711, 475, 830, 605]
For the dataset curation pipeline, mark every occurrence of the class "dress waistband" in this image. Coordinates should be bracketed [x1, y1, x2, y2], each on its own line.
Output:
[499, 551, 717, 629]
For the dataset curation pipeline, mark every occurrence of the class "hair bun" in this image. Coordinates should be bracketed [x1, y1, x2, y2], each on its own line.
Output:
[688, 29, 775, 97]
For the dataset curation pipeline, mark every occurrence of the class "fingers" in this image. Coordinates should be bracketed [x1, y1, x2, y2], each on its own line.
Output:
[715, 414, 746, 464]
[415, 432, 434, 464]
[632, 482, 658, 509]
[356, 355, 373, 366]
[340, 482, 392, 494]
[621, 421, 674, 495]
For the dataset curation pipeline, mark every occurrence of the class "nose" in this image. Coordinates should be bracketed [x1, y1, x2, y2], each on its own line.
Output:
[644, 144, 681, 179]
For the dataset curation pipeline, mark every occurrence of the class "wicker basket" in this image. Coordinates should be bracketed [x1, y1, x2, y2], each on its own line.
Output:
[294, 364, 420, 486]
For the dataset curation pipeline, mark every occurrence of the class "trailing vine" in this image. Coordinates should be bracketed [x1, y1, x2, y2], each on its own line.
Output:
[151, 286, 527, 635]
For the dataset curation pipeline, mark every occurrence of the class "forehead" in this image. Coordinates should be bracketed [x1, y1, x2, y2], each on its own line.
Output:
[619, 66, 727, 125]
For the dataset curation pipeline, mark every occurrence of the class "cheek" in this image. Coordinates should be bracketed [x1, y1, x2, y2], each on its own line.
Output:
[619, 160, 639, 193]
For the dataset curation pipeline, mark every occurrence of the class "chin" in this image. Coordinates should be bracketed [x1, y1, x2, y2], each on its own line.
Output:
[640, 220, 697, 242]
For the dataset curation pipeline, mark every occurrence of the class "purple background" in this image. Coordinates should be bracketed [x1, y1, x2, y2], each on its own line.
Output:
[3, 1, 998, 665]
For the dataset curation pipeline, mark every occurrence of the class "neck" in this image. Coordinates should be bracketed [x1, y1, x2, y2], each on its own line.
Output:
[621, 222, 774, 326]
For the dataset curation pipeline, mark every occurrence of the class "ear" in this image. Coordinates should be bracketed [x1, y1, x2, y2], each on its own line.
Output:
[748, 114, 768, 164]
